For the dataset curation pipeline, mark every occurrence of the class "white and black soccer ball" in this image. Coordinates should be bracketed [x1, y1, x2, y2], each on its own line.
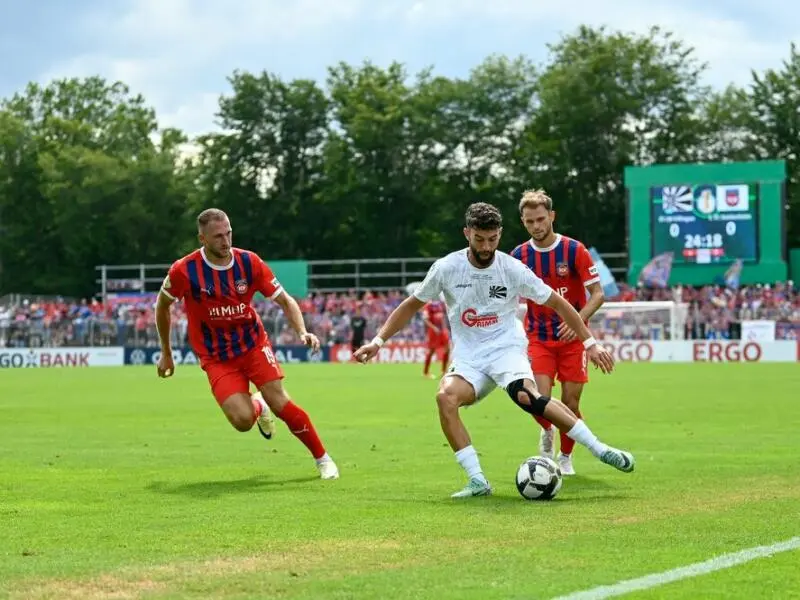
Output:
[515, 456, 563, 500]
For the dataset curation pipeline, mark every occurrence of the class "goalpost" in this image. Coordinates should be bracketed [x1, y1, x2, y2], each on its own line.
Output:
[588, 301, 689, 341]
[516, 300, 689, 341]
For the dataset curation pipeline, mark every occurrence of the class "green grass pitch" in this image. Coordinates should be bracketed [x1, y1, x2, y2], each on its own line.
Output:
[1, 362, 799, 599]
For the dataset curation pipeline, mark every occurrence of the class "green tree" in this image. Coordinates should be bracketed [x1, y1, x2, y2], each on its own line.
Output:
[742, 44, 800, 249]
[195, 70, 330, 258]
[517, 25, 710, 251]
[0, 77, 191, 296]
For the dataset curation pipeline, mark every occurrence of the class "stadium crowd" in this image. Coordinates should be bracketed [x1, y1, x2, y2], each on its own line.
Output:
[0, 282, 797, 348]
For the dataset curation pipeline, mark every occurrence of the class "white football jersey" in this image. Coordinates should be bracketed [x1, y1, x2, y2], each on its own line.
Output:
[413, 249, 553, 363]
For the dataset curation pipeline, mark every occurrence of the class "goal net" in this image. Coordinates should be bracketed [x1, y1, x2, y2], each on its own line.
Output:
[589, 301, 689, 341]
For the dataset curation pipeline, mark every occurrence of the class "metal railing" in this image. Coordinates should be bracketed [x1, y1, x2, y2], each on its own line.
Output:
[306, 257, 436, 293]
[92, 252, 631, 299]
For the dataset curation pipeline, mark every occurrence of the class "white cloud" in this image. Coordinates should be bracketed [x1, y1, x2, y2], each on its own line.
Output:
[34, 0, 800, 137]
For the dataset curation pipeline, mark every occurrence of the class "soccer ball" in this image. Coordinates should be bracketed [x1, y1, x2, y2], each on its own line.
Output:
[515, 456, 563, 500]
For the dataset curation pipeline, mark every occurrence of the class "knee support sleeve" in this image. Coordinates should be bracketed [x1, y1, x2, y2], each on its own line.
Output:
[505, 379, 550, 416]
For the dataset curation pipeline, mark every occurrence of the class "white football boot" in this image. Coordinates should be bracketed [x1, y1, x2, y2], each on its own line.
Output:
[252, 392, 275, 440]
[599, 447, 635, 473]
[451, 477, 492, 498]
[539, 426, 556, 460]
[557, 452, 576, 476]
[316, 456, 340, 480]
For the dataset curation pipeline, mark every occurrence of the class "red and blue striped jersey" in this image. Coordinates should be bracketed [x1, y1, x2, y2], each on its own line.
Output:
[160, 247, 283, 363]
[510, 235, 600, 342]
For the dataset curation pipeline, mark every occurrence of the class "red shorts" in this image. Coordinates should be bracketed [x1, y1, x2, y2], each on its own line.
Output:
[201, 343, 284, 405]
[527, 340, 588, 384]
[426, 331, 450, 349]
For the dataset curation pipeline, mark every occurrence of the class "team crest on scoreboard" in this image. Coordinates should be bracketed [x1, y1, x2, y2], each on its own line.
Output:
[556, 263, 569, 277]
[235, 279, 249, 294]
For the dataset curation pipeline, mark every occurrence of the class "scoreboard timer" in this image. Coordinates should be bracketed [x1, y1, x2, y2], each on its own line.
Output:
[650, 183, 758, 264]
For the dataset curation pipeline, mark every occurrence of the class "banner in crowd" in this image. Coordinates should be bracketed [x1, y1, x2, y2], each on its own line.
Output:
[0, 347, 124, 368]
[588, 247, 620, 299]
[741, 320, 776, 342]
[124, 345, 330, 366]
[596, 340, 797, 363]
[724, 258, 744, 290]
[638, 252, 674, 288]
[329, 343, 444, 364]
[329, 340, 797, 363]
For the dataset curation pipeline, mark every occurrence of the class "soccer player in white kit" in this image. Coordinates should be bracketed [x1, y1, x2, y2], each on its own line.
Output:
[354, 203, 635, 498]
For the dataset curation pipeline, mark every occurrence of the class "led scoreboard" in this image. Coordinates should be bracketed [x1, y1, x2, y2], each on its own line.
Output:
[624, 160, 787, 286]
[650, 183, 758, 264]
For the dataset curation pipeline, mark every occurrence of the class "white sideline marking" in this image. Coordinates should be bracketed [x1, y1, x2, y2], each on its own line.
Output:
[552, 536, 800, 600]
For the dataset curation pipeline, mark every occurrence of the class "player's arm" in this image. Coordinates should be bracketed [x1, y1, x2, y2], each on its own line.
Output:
[580, 281, 604, 322]
[155, 265, 186, 378]
[376, 296, 427, 343]
[155, 290, 175, 354]
[272, 292, 314, 343]
[559, 244, 605, 340]
[517, 262, 614, 373]
[577, 245, 604, 322]
[354, 261, 441, 362]
[543, 293, 594, 345]
[256, 255, 320, 352]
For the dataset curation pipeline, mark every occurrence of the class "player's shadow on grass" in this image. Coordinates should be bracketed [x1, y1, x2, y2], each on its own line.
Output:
[147, 474, 319, 498]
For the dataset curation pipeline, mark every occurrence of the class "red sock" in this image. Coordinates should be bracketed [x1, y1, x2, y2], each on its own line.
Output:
[441, 350, 450, 374]
[423, 350, 434, 375]
[560, 409, 581, 455]
[534, 415, 552, 429]
[276, 401, 326, 459]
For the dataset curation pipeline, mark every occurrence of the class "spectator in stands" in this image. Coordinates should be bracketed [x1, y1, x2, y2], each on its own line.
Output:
[1, 282, 797, 347]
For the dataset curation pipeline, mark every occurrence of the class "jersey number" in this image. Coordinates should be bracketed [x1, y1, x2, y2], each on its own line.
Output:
[262, 346, 276, 365]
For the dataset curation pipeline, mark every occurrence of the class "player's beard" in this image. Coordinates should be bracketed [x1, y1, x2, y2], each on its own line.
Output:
[532, 222, 553, 243]
[469, 244, 495, 267]
[205, 245, 231, 260]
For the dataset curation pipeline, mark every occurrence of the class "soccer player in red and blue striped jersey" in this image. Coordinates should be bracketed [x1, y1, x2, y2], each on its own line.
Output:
[155, 208, 339, 480]
[511, 190, 605, 476]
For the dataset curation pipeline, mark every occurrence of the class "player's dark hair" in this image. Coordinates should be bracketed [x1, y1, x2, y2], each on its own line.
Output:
[197, 208, 228, 230]
[465, 202, 502, 230]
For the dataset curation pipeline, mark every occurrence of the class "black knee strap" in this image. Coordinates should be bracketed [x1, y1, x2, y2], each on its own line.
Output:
[505, 379, 550, 416]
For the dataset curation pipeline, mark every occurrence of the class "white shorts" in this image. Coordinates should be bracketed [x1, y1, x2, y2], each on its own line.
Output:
[446, 349, 533, 402]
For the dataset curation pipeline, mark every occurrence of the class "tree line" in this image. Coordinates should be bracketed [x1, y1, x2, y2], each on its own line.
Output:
[0, 25, 798, 297]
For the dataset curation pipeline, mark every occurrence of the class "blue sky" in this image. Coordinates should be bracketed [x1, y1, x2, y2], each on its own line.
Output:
[1, 0, 797, 137]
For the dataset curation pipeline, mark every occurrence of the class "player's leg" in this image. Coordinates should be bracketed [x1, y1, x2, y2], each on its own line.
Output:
[495, 354, 634, 473]
[205, 361, 269, 433]
[439, 336, 451, 376]
[555, 381, 584, 475]
[437, 366, 495, 498]
[556, 343, 589, 475]
[528, 342, 557, 459]
[423, 336, 436, 378]
[247, 344, 338, 480]
[249, 390, 276, 439]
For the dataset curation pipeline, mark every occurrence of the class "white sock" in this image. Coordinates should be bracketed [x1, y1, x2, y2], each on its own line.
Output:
[315, 452, 331, 465]
[454, 445, 487, 483]
[566, 420, 608, 458]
